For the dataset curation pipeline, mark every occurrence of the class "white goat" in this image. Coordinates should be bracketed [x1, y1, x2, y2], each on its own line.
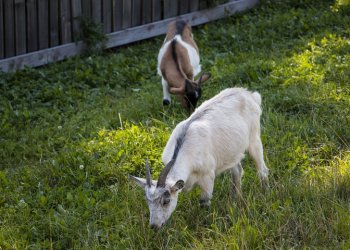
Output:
[157, 20, 211, 113]
[130, 88, 269, 229]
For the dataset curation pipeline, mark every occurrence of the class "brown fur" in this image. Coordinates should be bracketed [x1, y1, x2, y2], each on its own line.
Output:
[159, 21, 210, 113]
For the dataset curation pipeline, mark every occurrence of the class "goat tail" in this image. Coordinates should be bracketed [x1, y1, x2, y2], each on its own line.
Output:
[251, 92, 262, 106]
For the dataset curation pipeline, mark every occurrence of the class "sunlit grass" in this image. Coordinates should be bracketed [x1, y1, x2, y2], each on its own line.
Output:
[1, 0, 349, 248]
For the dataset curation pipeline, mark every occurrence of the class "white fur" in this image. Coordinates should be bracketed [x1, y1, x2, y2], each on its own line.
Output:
[132, 88, 269, 228]
[163, 88, 269, 194]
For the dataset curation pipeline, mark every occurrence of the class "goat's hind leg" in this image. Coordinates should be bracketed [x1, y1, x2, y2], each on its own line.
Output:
[249, 131, 269, 190]
[230, 162, 243, 199]
[162, 78, 171, 105]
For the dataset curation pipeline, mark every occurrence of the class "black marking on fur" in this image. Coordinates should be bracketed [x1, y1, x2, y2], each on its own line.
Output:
[171, 20, 188, 77]
[185, 80, 201, 110]
[176, 20, 187, 35]
[169, 108, 211, 165]
[171, 39, 181, 74]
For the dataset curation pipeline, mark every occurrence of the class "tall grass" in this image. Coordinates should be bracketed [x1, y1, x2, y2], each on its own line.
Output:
[0, 0, 349, 248]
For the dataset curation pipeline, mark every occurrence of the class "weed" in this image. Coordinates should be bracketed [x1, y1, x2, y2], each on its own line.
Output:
[78, 17, 107, 56]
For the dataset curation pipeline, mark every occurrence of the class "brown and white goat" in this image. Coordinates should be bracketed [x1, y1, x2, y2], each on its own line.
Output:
[157, 20, 211, 113]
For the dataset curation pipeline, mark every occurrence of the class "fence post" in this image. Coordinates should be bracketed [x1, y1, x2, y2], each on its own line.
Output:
[72, 0, 82, 41]
[122, 0, 132, 28]
[50, 0, 59, 47]
[15, 0, 27, 55]
[113, 0, 123, 31]
[103, 0, 112, 33]
[38, 0, 49, 49]
[4, 0, 15, 57]
[0, 0, 3, 59]
[60, 0, 72, 44]
[152, 0, 161, 21]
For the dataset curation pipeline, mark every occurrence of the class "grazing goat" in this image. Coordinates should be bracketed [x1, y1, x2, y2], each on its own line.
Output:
[157, 20, 211, 113]
[130, 88, 269, 229]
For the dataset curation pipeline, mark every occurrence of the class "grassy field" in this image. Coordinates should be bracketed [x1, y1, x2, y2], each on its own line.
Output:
[1, 0, 350, 248]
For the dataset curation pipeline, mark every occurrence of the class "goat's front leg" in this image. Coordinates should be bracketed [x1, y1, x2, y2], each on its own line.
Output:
[198, 173, 215, 207]
[161, 78, 171, 105]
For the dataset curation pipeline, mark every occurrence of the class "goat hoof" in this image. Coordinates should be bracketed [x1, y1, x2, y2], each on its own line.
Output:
[163, 99, 170, 106]
[200, 199, 210, 208]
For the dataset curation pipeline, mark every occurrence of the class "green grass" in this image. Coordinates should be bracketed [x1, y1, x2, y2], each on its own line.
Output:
[1, 0, 350, 248]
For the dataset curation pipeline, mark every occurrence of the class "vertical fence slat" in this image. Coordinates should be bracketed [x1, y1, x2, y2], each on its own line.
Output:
[190, 0, 199, 12]
[164, 0, 178, 19]
[152, 0, 161, 21]
[199, 0, 207, 10]
[179, 0, 189, 14]
[113, 0, 123, 31]
[27, 0, 38, 52]
[122, 0, 131, 29]
[91, 0, 101, 23]
[103, 0, 112, 33]
[15, 0, 26, 55]
[4, 0, 15, 57]
[132, 0, 141, 26]
[0, 0, 3, 59]
[82, 0, 91, 18]
[60, 0, 72, 44]
[38, 0, 49, 50]
[50, 0, 59, 47]
[72, 0, 82, 41]
[142, 0, 151, 24]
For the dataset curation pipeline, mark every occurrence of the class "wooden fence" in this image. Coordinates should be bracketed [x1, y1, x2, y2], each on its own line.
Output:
[0, 0, 258, 71]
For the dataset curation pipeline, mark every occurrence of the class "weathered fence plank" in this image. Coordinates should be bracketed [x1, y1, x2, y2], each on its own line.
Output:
[1, 42, 85, 71]
[92, 0, 102, 23]
[179, 0, 189, 14]
[190, 0, 199, 12]
[60, 0, 72, 44]
[72, 0, 82, 41]
[15, 0, 26, 55]
[132, 0, 142, 26]
[122, 0, 132, 29]
[152, 0, 161, 21]
[103, 0, 112, 33]
[0, 0, 4, 59]
[142, 0, 152, 24]
[1, 0, 259, 71]
[82, 0, 91, 18]
[50, 0, 59, 47]
[38, 0, 49, 50]
[27, 0, 38, 52]
[4, 0, 15, 57]
[113, 0, 123, 31]
[164, 0, 178, 19]
[199, 0, 207, 10]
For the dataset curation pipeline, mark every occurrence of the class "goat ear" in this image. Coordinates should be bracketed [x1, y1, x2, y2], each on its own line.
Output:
[170, 180, 185, 193]
[129, 175, 148, 188]
[197, 72, 211, 86]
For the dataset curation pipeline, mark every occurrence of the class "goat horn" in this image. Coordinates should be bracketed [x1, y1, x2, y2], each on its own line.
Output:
[145, 158, 152, 187]
[157, 159, 175, 188]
